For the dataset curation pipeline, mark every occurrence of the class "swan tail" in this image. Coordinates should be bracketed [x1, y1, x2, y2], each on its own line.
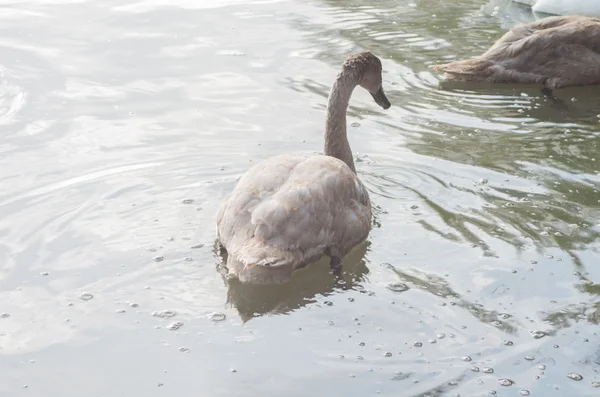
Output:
[430, 58, 494, 79]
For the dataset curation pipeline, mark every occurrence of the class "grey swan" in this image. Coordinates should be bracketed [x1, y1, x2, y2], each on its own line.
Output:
[216, 51, 391, 284]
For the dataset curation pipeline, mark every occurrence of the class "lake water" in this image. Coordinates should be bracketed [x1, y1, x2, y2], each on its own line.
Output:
[1, 0, 599, 396]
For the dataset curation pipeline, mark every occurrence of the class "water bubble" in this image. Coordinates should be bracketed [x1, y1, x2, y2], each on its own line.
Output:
[490, 320, 502, 327]
[79, 293, 94, 301]
[1, 313, 10, 319]
[413, 341, 423, 347]
[167, 321, 184, 331]
[498, 378, 514, 386]
[358, 342, 365, 346]
[386, 283, 409, 293]
[230, 368, 237, 373]
[191, 244, 204, 249]
[461, 355, 472, 362]
[327, 320, 335, 325]
[129, 303, 139, 308]
[567, 373, 583, 381]
[179, 347, 189, 352]
[208, 312, 226, 322]
[524, 356, 535, 361]
[153, 310, 176, 318]
[437, 333, 446, 339]
[40, 272, 50, 276]
[429, 339, 437, 344]
[384, 352, 393, 357]
[153, 256, 164, 262]
[530, 330, 547, 339]
[520, 390, 530, 396]
[348, 297, 355, 302]
[503, 340, 514, 346]
[116, 309, 126, 314]
[483, 367, 494, 373]
[182, 199, 194, 204]
[350, 121, 360, 127]
[592, 381, 600, 387]
[471, 366, 480, 372]
[324, 301, 333, 306]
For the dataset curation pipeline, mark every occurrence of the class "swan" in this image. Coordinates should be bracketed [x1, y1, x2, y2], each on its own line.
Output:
[431, 15, 600, 90]
[216, 51, 391, 284]
[510, 0, 600, 17]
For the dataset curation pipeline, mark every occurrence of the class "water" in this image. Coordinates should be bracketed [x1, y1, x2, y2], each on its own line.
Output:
[1, 0, 599, 395]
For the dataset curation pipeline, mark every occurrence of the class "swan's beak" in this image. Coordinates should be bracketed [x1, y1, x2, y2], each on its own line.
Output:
[371, 86, 391, 110]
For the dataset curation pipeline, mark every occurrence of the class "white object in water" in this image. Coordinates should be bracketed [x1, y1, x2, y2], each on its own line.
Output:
[511, 0, 600, 16]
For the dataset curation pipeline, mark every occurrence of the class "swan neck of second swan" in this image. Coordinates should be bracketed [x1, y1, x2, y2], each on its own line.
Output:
[324, 72, 358, 174]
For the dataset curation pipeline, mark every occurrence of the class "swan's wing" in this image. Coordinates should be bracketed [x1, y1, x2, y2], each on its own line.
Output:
[248, 155, 371, 265]
[216, 153, 308, 246]
[484, 16, 600, 59]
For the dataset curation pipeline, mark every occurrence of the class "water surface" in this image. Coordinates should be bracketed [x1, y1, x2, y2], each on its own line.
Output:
[1, 0, 599, 396]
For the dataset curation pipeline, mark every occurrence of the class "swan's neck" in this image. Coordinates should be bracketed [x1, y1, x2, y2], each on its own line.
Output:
[324, 72, 358, 174]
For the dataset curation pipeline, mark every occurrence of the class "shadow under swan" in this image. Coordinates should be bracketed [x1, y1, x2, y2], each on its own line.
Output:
[214, 240, 371, 322]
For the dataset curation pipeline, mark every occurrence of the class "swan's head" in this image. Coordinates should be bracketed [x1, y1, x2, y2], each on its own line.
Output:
[343, 51, 391, 110]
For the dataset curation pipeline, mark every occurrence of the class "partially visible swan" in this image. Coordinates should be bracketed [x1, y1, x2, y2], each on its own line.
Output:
[216, 52, 391, 284]
[511, 0, 600, 17]
[431, 16, 600, 89]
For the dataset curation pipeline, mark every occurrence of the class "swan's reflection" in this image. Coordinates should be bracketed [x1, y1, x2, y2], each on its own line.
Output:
[215, 241, 370, 322]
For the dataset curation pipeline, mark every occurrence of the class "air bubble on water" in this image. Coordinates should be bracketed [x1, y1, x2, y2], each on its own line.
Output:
[358, 342, 365, 346]
[483, 367, 494, 373]
[386, 283, 409, 293]
[79, 293, 94, 301]
[129, 303, 139, 308]
[524, 356, 535, 361]
[182, 199, 194, 204]
[191, 244, 204, 249]
[167, 321, 184, 331]
[384, 352, 392, 357]
[567, 373, 583, 381]
[348, 297, 355, 302]
[179, 347, 189, 352]
[503, 340, 514, 346]
[530, 330, 547, 339]
[490, 320, 502, 327]
[498, 378, 514, 386]
[153, 310, 176, 318]
[429, 339, 437, 344]
[1, 313, 10, 318]
[461, 356, 472, 362]
[471, 366, 480, 372]
[208, 312, 226, 322]
[40, 272, 49, 276]
[116, 309, 126, 314]
[324, 301, 333, 306]
[437, 333, 446, 339]
[413, 341, 423, 347]
[350, 121, 360, 127]
[153, 256, 164, 262]
[328, 320, 335, 325]
[520, 390, 530, 396]
[230, 368, 237, 373]
[591, 381, 600, 387]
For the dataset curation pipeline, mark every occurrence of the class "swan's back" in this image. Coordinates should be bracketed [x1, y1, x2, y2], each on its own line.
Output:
[432, 16, 600, 88]
[217, 153, 371, 270]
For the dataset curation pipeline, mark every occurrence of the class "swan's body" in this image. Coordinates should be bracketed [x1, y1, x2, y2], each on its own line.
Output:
[217, 52, 390, 284]
[511, 0, 600, 17]
[431, 15, 600, 89]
